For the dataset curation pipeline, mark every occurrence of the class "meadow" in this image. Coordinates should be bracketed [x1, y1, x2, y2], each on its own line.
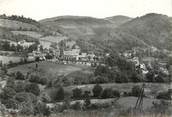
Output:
[8, 61, 91, 78]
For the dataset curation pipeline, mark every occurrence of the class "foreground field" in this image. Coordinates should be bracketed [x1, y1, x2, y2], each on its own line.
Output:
[8, 61, 91, 77]
[64, 83, 171, 98]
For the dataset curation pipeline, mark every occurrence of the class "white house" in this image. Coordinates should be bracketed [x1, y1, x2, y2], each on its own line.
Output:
[18, 40, 34, 48]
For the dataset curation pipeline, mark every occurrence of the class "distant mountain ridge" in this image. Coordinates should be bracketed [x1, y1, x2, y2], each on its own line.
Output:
[0, 13, 171, 52]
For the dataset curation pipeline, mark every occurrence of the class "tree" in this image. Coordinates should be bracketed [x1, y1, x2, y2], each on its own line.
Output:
[146, 70, 155, 82]
[101, 88, 113, 99]
[83, 91, 91, 109]
[113, 90, 120, 97]
[25, 83, 40, 96]
[131, 85, 141, 97]
[130, 72, 142, 82]
[92, 84, 103, 98]
[34, 102, 51, 116]
[55, 86, 64, 101]
[6, 77, 15, 89]
[2, 99, 18, 109]
[94, 65, 109, 76]
[29, 75, 40, 83]
[14, 81, 25, 92]
[72, 88, 82, 99]
[14, 92, 37, 103]
[0, 87, 16, 99]
[94, 76, 109, 83]
[16, 71, 25, 80]
[2, 41, 10, 51]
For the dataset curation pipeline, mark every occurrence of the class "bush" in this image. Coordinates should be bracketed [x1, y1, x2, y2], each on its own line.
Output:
[34, 102, 51, 116]
[2, 99, 18, 109]
[0, 87, 16, 99]
[115, 73, 129, 83]
[14, 81, 25, 92]
[29, 75, 40, 83]
[71, 102, 82, 110]
[39, 77, 48, 85]
[20, 102, 35, 115]
[72, 88, 82, 99]
[156, 90, 171, 100]
[113, 90, 120, 97]
[101, 88, 113, 99]
[55, 86, 65, 101]
[25, 83, 40, 96]
[94, 65, 109, 76]
[14, 92, 37, 104]
[94, 76, 109, 83]
[29, 75, 48, 85]
[92, 84, 103, 98]
[131, 85, 141, 97]
[16, 71, 25, 80]
[151, 100, 172, 115]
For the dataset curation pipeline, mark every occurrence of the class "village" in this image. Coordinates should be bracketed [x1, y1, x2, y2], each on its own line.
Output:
[0, 38, 171, 79]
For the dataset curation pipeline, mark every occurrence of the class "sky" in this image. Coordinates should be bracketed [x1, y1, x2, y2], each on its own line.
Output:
[0, 0, 171, 20]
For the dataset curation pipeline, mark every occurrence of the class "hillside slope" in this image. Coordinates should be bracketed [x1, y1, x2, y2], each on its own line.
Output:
[0, 15, 68, 47]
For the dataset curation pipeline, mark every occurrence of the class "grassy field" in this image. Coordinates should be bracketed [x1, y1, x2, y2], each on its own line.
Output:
[8, 61, 91, 78]
[12, 31, 42, 38]
[64, 83, 171, 98]
[0, 55, 22, 64]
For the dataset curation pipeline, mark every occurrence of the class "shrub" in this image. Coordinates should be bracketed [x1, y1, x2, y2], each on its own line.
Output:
[130, 85, 142, 97]
[55, 86, 65, 101]
[94, 65, 109, 76]
[1, 87, 16, 99]
[15, 92, 29, 103]
[20, 102, 35, 115]
[101, 88, 113, 99]
[113, 90, 120, 97]
[71, 102, 82, 110]
[2, 99, 18, 109]
[14, 92, 37, 104]
[151, 100, 172, 115]
[39, 77, 48, 85]
[34, 102, 51, 116]
[92, 84, 103, 98]
[29, 75, 40, 83]
[72, 88, 82, 99]
[156, 90, 171, 100]
[115, 73, 129, 83]
[83, 91, 91, 109]
[14, 81, 25, 92]
[15, 71, 25, 80]
[25, 83, 40, 96]
[94, 76, 109, 83]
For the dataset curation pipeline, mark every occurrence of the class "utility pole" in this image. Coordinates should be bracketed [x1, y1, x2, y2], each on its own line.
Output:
[135, 84, 145, 110]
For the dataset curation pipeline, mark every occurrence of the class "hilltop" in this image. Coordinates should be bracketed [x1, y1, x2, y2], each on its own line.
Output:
[0, 14, 68, 48]
[105, 15, 132, 25]
[0, 13, 171, 52]
[39, 13, 172, 52]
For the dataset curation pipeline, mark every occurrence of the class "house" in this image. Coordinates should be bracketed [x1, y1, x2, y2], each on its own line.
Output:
[129, 57, 140, 66]
[77, 53, 87, 61]
[87, 53, 96, 61]
[18, 40, 34, 48]
[123, 50, 133, 58]
[66, 40, 76, 49]
[64, 49, 80, 56]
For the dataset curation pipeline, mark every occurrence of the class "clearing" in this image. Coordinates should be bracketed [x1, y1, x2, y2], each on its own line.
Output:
[8, 61, 91, 78]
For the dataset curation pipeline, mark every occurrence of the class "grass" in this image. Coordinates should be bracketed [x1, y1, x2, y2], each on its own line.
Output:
[8, 61, 91, 78]
[12, 31, 42, 38]
[2, 111, 171, 117]
[64, 83, 171, 98]
[0, 55, 22, 64]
